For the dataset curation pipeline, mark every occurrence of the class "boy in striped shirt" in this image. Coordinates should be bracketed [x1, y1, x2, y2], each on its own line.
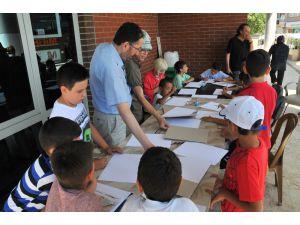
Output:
[3, 117, 81, 212]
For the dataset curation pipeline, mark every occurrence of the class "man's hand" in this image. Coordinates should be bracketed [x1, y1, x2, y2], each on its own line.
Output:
[105, 146, 123, 155]
[158, 117, 169, 130]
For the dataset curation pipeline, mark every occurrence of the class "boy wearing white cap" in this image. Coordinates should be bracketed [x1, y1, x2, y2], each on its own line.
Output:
[210, 96, 268, 212]
[125, 30, 169, 129]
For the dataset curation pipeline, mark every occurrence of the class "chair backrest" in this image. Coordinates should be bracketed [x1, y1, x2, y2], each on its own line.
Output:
[271, 96, 286, 127]
[269, 113, 298, 169]
[272, 83, 283, 97]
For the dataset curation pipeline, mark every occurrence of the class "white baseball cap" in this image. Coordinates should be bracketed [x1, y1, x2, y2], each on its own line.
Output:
[219, 96, 266, 131]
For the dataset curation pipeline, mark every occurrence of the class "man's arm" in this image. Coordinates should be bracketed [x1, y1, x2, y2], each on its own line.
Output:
[226, 53, 232, 74]
[133, 86, 169, 130]
[90, 123, 123, 154]
[117, 103, 154, 150]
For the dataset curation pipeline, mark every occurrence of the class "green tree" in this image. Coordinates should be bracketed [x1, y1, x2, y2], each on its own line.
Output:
[247, 13, 266, 35]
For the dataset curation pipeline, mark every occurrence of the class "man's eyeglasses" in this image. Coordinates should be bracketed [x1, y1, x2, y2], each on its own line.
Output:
[130, 44, 142, 52]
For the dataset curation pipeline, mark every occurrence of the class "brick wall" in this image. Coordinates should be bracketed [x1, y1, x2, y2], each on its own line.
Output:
[78, 13, 247, 114]
[158, 13, 248, 77]
[78, 13, 158, 114]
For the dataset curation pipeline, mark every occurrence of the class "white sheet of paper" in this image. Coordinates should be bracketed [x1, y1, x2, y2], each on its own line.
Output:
[178, 88, 197, 95]
[165, 97, 191, 106]
[99, 154, 142, 183]
[200, 101, 221, 111]
[192, 94, 217, 99]
[126, 134, 171, 148]
[166, 118, 200, 128]
[205, 79, 215, 84]
[163, 107, 196, 118]
[196, 110, 223, 120]
[95, 183, 131, 212]
[185, 82, 203, 88]
[213, 89, 232, 95]
[178, 155, 211, 183]
[174, 142, 228, 165]
[214, 82, 236, 87]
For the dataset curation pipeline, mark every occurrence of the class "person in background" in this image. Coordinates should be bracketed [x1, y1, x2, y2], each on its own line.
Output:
[199, 62, 233, 82]
[121, 147, 199, 212]
[173, 60, 194, 89]
[226, 23, 254, 80]
[125, 30, 168, 130]
[269, 35, 290, 86]
[143, 58, 168, 104]
[153, 78, 176, 109]
[45, 141, 102, 212]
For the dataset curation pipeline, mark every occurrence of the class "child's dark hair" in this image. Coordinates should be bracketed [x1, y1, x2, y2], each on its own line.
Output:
[246, 49, 270, 78]
[39, 117, 81, 153]
[236, 23, 250, 36]
[138, 147, 181, 202]
[113, 22, 143, 45]
[211, 62, 221, 71]
[174, 60, 186, 73]
[159, 78, 173, 88]
[51, 141, 94, 190]
[57, 62, 89, 90]
[239, 73, 251, 86]
[237, 119, 263, 135]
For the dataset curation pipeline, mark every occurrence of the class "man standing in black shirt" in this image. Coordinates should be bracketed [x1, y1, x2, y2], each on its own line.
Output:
[226, 23, 254, 80]
[269, 35, 289, 86]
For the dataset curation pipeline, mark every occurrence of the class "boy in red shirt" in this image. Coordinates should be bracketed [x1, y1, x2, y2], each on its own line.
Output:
[210, 96, 268, 212]
[238, 49, 277, 149]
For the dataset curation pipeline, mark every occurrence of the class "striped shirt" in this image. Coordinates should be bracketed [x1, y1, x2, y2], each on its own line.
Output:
[3, 154, 54, 212]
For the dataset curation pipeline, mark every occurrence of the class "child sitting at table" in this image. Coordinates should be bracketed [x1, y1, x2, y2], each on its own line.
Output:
[121, 147, 199, 212]
[173, 60, 194, 89]
[209, 96, 268, 212]
[153, 78, 177, 109]
[222, 69, 251, 99]
[143, 58, 168, 104]
[45, 141, 102, 212]
[199, 62, 233, 82]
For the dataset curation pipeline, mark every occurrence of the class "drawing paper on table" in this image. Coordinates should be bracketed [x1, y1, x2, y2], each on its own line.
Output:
[192, 94, 217, 99]
[178, 88, 197, 95]
[126, 134, 171, 148]
[196, 110, 223, 120]
[185, 82, 202, 88]
[96, 183, 131, 212]
[163, 107, 196, 118]
[174, 142, 228, 165]
[214, 82, 236, 87]
[99, 154, 142, 183]
[166, 118, 200, 128]
[165, 97, 191, 106]
[178, 155, 211, 183]
[165, 126, 208, 143]
[200, 101, 221, 111]
[213, 89, 232, 95]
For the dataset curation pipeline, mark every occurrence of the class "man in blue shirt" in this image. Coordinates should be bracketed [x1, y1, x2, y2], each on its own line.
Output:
[199, 62, 233, 81]
[89, 22, 154, 150]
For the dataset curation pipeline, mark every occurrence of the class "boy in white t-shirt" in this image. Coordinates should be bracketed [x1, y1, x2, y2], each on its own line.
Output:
[121, 147, 199, 212]
[50, 62, 123, 170]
